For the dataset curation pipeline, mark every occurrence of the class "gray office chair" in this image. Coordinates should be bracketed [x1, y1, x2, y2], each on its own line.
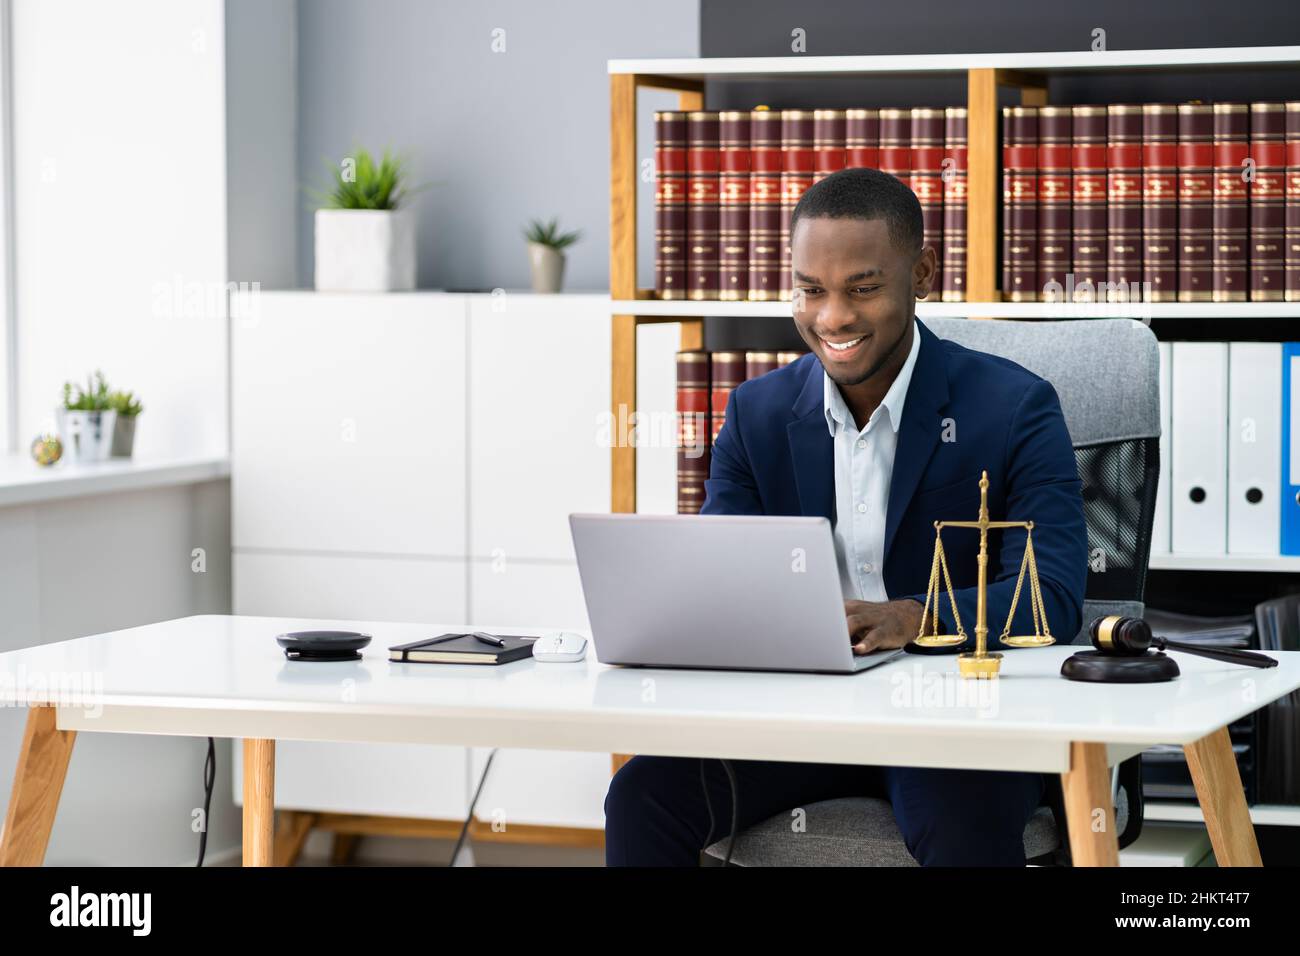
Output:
[705, 317, 1161, 866]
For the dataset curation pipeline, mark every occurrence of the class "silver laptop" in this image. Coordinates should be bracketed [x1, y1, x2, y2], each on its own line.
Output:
[569, 513, 905, 674]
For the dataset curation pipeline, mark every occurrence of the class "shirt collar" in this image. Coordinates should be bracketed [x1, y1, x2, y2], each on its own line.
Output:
[823, 320, 921, 437]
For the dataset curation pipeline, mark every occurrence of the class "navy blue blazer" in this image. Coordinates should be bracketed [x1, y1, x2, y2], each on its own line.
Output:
[701, 317, 1088, 645]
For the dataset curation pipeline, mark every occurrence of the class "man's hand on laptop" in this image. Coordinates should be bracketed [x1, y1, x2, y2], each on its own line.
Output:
[845, 599, 925, 655]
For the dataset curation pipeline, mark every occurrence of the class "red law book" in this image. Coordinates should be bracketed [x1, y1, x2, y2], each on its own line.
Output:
[1036, 105, 1072, 302]
[777, 350, 806, 367]
[1178, 103, 1214, 302]
[718, 111, 751, 302]
[912, 107, 945, 297]
[745, 351, 779, 380]
[1288, 102, 1300, 302]
[1249, 102, 1286, 301]
[686, 112, 720, 301]
[1071, 105, 1107, 300]
[709, 351, 745, 444]
[779, 110, 814, 301]
[1002, 106, 1038, 302]
[941, 107, 968, 302]
[1106, 105, 1143, 301]
[1141, 104, 1179, 302]
[653, 111, 688, 299]
[813, 109, 846, 183]
[747, 107, 783, 302]
[675, 350, 710, 515]
[1212, 103, 1249, 302]
[878, 109, 911, 190]
[844, 108, 880, 170]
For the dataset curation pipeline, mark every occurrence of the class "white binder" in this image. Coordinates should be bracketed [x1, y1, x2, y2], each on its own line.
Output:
[1171, 342, 1228, 554]
[1227, 342, 1282, 554]
[1152, 341, 1172, 554]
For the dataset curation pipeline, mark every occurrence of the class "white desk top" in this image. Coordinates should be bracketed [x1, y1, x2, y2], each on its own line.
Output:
[3, 615, 1297, 774]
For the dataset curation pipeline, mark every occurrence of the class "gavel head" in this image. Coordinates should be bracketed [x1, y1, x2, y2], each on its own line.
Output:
[1088, 616, 1155, 655]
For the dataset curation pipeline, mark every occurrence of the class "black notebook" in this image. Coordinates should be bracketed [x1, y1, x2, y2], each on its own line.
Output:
[388, 633, 535, 665]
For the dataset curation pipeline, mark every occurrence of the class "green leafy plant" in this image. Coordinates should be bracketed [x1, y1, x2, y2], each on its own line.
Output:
[108, 389, 144, 418]
[310, 147, 412, 210]
[524, 217, 582, 252]
[61, 371, 111, 412]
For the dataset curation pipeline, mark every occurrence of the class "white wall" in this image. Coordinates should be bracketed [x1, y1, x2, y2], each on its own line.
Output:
[12, 0, 228, 459]
[0, 480, 236, 866]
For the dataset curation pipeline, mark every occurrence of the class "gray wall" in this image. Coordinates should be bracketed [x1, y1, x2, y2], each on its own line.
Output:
[295, 0, 699, 292]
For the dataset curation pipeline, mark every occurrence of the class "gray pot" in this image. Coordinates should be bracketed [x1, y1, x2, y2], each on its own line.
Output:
[111, 415, 137, 457]
[528, 242, 566, 293]
[56, 409, 118, 463]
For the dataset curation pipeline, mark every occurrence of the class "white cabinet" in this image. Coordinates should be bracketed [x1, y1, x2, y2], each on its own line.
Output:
[232, 292, 467, 556]
[231, 291, 614, 836]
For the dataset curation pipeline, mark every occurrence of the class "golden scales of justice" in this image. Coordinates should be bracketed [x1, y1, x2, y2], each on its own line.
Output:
[913, 469, 1054, 678]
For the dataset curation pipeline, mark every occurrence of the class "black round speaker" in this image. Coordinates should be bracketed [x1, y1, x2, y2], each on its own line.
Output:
[1061, 649, 1180, 683]
[276, 630, 372, 662]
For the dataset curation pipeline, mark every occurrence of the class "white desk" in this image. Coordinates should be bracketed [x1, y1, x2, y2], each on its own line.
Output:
[2, 614, 1298, 867]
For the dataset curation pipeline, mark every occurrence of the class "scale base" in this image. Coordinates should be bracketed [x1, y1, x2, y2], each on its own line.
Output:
[957, 651, 1003, 679]
[1061, 650, 1180, 683]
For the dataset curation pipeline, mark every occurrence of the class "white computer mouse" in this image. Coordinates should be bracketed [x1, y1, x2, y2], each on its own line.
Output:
[532, 631, 588, 662]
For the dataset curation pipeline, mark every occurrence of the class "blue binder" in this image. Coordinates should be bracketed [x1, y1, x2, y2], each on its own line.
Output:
[1282, 344, 1300, 554]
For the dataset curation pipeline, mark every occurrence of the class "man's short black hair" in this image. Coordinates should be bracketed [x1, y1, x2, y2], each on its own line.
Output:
[789, 166, 923, 255]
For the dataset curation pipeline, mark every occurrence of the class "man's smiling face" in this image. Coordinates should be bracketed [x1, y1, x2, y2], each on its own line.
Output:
[791, 216, 935, 389]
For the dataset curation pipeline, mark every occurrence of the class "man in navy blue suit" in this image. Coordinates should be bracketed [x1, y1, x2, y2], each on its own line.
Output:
[605, 167, 1088, 866]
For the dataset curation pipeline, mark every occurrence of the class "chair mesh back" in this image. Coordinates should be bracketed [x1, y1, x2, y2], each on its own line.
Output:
[1076, 437, 1160, 607]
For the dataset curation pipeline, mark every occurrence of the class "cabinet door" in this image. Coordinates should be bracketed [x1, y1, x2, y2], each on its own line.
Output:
[468, 294, 610, 562]
[468, 748, 609, 831]
[470, 559, 588, 631]
[232, 292, 467, 556]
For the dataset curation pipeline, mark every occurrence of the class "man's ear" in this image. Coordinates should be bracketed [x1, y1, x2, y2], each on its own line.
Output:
[912, 246, 938, 300]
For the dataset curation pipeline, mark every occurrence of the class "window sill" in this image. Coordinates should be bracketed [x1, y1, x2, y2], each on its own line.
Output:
[0, 454, 230, 508]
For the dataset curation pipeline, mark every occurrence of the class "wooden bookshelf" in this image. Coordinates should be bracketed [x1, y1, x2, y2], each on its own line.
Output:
[605, 44, 1300, 796]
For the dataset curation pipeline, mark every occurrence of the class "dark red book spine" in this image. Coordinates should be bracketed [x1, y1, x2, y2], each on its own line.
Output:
[878, 108, 911, 190]
[745, 351, 779, 381]
[941, 107, 968, 302]
[912, 107, 945, 298]
[1141, 104, 1178, 302]
[777, 350, 806, 367]
[654, 111, 688, 300]
[686, 112, 720, 301]
[718, 111, 751, 302]
[747, 108, 782, 302]
[1037, 105, 1072, 302]
[1288, 102, 1300, 302]
[779, 110, 814, 301]
[845, 109, 880, 170]
[1212, 103, 1249, 302]
[1178, 104, 1214, 302]
[1072, 105, 1107, 300]
[1250, 102, 1286, 301]
[1003, 106, 1038, 302]
[1107, 105, 1143, 301]
[709, 351, 745, 444]
[813, 109, 846, 183]
[676, 350, 710, 515]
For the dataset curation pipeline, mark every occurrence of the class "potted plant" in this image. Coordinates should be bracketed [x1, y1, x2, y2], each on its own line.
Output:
[108, 389, 144, 458]
[58, 371, 117, 463]
[312, 147, 417, 292]
[524, 217, 581, 293]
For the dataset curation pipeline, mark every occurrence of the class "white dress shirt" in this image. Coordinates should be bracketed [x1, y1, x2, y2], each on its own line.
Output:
[824, 320, 922, 602]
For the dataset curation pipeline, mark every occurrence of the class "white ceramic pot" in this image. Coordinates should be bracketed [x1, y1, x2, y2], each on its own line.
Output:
[56, 409, 118, 463]
[314, 208, 416, 292]
[528, 242, 566, 293]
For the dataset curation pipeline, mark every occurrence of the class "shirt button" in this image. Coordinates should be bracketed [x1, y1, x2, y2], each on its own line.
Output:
[856, 503, 867, 513]
[862, 563, 874, 574]
[856, 439, 866, 450]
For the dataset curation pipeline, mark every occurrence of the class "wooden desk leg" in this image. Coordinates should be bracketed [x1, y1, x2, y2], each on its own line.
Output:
[242, 738, 275, 867]
[1060, 741, 1119, 867]
[0, 707, 77, 867]
[1183, 726, 1262, 867]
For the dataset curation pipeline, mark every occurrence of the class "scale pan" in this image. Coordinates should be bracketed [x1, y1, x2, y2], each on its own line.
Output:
[999, 634, 1056, 648]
